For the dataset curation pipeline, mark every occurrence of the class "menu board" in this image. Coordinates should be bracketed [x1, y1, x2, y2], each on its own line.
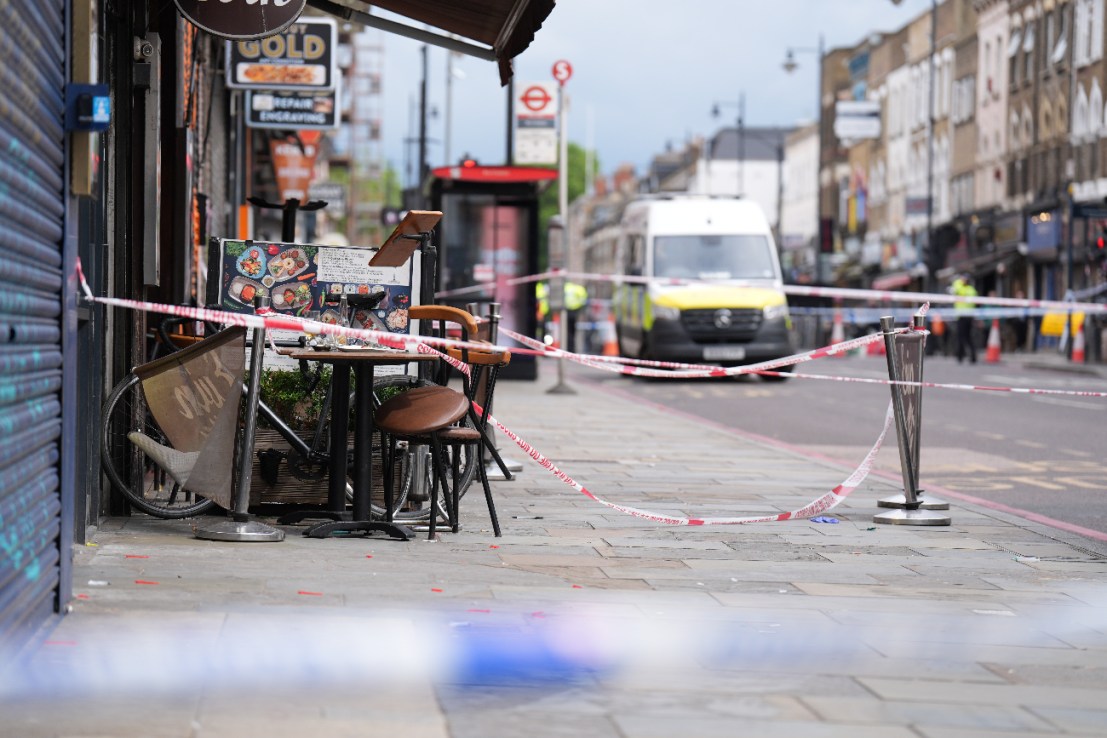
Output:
[209, 238, 419, 345]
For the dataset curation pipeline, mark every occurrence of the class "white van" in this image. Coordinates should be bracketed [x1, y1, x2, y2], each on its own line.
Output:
[612, 195, 793, 375]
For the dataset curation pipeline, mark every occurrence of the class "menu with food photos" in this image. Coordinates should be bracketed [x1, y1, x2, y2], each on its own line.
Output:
[209, 238, 420, 347]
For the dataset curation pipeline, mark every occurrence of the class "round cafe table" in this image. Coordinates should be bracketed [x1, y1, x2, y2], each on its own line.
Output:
[288, 347, 436, 540]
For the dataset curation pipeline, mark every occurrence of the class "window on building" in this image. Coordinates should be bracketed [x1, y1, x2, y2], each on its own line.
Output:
[1076, 0, 1092, 66]
[1024, 20, 1036, 80]
[1076, 84, 1090, 140]
[1043, 12, 1055, 74]
[995, 34, 1004, 94]
[1094, 0, 1105, 62]
[984, 40, 992, 97]
[1008, 27, 1022, 86]
[1091, 80, 1104, 138]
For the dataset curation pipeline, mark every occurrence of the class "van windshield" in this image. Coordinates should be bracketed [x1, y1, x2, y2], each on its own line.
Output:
[652, 235, 777, 280]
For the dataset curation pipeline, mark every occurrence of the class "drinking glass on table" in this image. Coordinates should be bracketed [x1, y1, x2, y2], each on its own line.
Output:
[303, 310, 322, 349]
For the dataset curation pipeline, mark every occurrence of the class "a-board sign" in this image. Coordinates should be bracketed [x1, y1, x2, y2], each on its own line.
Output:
[369, 210, 443, 267]
[210, 238, 419, 345]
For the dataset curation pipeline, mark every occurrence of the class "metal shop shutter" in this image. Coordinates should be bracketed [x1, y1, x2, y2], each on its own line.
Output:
[0, 0, 68, 650]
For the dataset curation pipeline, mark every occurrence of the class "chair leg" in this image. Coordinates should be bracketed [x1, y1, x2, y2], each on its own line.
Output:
[468, 411, 512, 481]
[477, 442, 501, 537]
[447, 442, 460, 533]
[428, 434, 451, 540]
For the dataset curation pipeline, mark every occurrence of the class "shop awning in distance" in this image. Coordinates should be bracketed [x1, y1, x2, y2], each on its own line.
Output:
[306, 0, 556, 85]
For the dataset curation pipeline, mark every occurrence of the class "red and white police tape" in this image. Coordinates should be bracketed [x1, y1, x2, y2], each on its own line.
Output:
[499, 324, 1107, 399]
[485, 401, 895, 525]
[76, 259, 496, 357]
[439, 268, 1107, 314]
[76, 259, 1103, 525]
[499, 324, 917, 380]
[417, 337, 897, 524]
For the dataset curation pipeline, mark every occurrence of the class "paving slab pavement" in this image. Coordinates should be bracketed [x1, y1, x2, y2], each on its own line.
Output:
[3, 365, 1107, 737]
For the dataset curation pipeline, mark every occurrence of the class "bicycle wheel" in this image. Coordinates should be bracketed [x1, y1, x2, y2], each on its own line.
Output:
[368, 374, 478, 523]
[100, 373, 219, 518]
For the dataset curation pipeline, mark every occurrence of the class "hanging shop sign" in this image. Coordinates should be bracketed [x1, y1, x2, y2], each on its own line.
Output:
[176, 0, 307, 40]
[270, 130, 321, 202]
[226, 17, 336, 91]
[246, 81, 340, 130]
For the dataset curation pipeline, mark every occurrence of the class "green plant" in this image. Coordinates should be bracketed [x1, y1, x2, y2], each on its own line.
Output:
[257, 367, 331, 432]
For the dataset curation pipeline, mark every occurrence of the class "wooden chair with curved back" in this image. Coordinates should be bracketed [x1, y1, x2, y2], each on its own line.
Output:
[374, 305, 512, 538]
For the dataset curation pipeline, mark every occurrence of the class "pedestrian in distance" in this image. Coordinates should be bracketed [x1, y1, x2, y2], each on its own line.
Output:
[952, 273, 978, 364]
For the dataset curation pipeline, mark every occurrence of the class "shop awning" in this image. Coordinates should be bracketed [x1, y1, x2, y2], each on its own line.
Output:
[307, 0, 556, 85]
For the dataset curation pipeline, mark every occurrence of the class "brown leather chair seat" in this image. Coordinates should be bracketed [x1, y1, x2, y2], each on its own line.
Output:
[375, 385, 467, 437]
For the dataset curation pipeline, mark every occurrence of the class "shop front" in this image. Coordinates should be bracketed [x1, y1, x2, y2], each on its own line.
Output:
[1, 0, 556, 653]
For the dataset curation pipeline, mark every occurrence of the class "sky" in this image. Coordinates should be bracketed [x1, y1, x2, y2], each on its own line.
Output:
[371, 0, 938, 187]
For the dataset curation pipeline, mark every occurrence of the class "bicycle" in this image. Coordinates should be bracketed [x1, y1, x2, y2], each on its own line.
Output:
[100, 312, 478, 520]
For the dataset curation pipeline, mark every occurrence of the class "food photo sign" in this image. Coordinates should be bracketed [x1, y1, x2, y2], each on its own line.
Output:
[225, 17, 336, 91]
[210, 238, 419, 350]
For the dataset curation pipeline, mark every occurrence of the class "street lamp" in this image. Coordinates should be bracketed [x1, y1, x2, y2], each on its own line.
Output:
[782, 35, 825, 282]
[711, 93, 744, 197]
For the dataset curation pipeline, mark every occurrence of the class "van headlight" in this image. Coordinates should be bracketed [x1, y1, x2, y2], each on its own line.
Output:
[763, 304, 789, 321]
[653, 304, 681, 321]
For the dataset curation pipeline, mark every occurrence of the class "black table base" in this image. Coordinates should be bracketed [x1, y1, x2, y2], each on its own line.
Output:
[287, 350, 434, 542]
[276, 509, 349, 525]
[303, 520, 414, 540]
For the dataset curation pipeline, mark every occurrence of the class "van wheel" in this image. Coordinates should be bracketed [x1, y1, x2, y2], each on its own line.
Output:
[616, 327, 631, 360]
[759, 365, 793, 382]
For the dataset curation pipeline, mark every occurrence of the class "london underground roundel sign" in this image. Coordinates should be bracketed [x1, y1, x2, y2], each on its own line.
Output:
[175, 0, 307, 40]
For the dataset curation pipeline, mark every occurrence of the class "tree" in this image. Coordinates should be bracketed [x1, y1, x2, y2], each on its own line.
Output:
[537, 142, 597, 271]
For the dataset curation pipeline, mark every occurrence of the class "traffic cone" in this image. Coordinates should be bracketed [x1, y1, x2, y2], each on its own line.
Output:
[985, 319, 1002, 363]
[549, 312, 560, 349]
[867, 337, 886, 356]
[601, 311, 619, 356]
[931, 312, 944, 338]
[830, 306, 846, 357]
[1073, 322, 1086, 363]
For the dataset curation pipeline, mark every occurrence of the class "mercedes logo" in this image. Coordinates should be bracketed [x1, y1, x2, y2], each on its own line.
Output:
[713, 309, 732, 329]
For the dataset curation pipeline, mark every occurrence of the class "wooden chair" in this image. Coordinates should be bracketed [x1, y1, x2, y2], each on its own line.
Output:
[374, 305, 512, 538]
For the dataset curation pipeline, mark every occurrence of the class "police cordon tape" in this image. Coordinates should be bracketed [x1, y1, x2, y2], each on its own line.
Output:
[788, 305, 1068, 320]
[76, 260, 498, 358]
[500, 314, 923, 380]
[76, 259, 897, 526]
[437, 268, 1107, 314]
[499, 324, 1107, 399]
[77, 261, 1105, 525]
[414, 335, 896, 524]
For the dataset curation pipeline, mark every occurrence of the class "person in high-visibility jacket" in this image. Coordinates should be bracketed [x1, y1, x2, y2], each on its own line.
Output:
[563, 281, 588, 353]
[952, 274, 978, 364]
[536, 281, 588, 351]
